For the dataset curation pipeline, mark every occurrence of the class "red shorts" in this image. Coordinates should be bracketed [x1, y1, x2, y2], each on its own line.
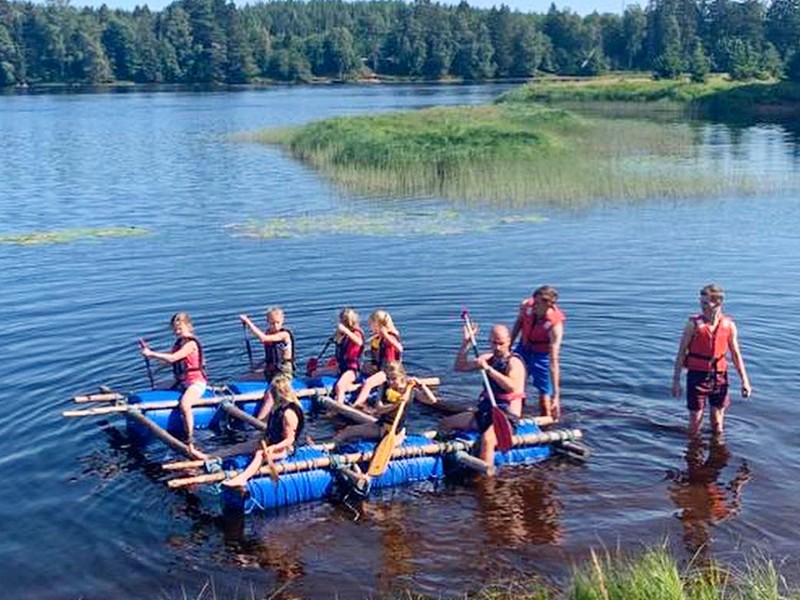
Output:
[686, 370, 729, 412]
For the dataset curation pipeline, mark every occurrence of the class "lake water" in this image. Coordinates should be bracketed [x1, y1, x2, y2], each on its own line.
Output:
[1, 84, 799, 599]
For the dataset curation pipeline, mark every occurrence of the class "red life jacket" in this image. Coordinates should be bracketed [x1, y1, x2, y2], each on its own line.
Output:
[684, 313, 732, 373]
[335, 327, 364, 373]
[519, 300, 566, 353]
[369, 332, 402, 369]
[171, 336, 207, 385]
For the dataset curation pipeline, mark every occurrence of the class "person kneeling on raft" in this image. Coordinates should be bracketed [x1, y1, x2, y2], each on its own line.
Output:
[222, 375, 304, 488]
[439, 323, 526, 468]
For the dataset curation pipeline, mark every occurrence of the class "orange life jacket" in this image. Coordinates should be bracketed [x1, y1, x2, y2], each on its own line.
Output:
[519, 299, 565, 353]
[684, 313, 732, 373]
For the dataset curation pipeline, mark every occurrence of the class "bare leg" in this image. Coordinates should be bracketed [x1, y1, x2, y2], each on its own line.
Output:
[688, 409, 704, 437]
[335, 370, 358, 404]
[180, 385, 207, 459]
[710, 406, 726, 435]
[539, 393, 554, 419]
[439, 411, 477, 433]
[352, 370, 386, 408]
[479, 426, 497, 469]
[255, 389, 275, 422]
[222, 449, 264, 488]
[334, 422, 382, 444]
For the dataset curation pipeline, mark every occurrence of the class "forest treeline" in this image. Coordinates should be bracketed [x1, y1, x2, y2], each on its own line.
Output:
[1, 0, 800, 87]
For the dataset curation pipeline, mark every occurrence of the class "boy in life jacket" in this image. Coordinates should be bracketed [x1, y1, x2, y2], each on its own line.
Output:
[510, 285, 565, 420]
[222, 375, 304, 488]
[140, 312, 209, 459]
[351, 309, 404, 410]
[672, 284, 751, 437]
[440, 323, 526, 469]
[239, 307, 295, 421]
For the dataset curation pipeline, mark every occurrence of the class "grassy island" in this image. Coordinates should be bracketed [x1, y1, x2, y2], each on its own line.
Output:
[253, 101, 769, 204]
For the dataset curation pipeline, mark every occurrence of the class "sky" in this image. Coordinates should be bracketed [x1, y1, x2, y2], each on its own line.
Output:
[69, 0, 638, 17]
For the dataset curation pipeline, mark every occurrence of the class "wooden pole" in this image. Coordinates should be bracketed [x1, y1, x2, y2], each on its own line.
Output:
[454, 450, 495, 476]
[316, 395, 377, 424]
[62, 386, 328, 418]
[73, 392, 126, 404]
[167, 427, 582, 488]
[219, 401, 266, 431]
[126, 409, 194, 458]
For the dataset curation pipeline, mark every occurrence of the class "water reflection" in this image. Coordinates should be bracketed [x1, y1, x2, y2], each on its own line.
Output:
[472, 468, 563, 547]
[666, 437, 751, 559]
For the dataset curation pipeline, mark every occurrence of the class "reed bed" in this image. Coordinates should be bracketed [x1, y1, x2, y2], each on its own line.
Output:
[0, 226, 147, 245]
[253, 103, 771, 205]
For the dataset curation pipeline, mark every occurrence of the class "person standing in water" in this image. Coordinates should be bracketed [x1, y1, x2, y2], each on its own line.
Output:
[672, 284, 752, 437]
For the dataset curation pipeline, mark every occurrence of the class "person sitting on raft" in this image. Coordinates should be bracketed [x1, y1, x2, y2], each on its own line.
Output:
[439, 323, 526, 468]
[510, 285, 565, 420]
[221, 375, 304, 488]
[351, 309, 404, 410]
[239, 306, 295, 421]
[310, 307, 365, 404]
[334, 362, 428, 446]
[140, 312, 209, 460]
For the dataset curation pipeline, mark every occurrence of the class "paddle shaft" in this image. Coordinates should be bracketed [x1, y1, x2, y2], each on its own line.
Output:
[242, 321, 255, 371]
[462, 313, 498, 409]
[367, 393, 410, 477]
[139, 339, 156, 389]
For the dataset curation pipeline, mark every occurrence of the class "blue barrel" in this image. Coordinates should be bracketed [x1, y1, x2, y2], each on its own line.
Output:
[452, 421, 552, 467]
[126, 387, 220, 442]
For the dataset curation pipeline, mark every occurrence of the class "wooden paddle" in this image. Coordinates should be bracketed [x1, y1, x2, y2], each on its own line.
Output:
[461, 310, 514, 452]
[138, 338, 156, 389]
[305, 336, 335, 377]
[366, 380, 416, 477]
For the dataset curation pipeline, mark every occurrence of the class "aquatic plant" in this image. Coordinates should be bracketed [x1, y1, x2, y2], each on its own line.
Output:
[0, 226, 148, 246]
[251, 103, 781, 205]
[228, 209, 546, 239]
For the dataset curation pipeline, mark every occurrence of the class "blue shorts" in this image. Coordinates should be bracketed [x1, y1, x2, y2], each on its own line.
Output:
[516, 346, 553, 397]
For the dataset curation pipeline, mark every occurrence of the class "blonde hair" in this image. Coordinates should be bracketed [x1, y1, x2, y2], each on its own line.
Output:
[266, 306, 284, 320]
[339, 307, 360, 330]
[271, 375, 299, 405]
[384, 361, 407, 385]
[170, 312, 194, 332]
[369, 309, 398, 334]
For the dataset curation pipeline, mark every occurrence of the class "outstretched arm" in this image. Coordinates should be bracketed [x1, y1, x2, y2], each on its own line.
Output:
[240, 314, 288, 345]
[549, 322, 564, 406]
[141, 340, 196, 364]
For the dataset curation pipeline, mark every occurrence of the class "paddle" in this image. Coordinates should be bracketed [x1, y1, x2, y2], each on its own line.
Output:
[138, 338, 155, 390]
[305, 336, 335, 377]
[241, 321, 255, 371]
[366, 380, 416, 477]
[461, 310, 514, 452]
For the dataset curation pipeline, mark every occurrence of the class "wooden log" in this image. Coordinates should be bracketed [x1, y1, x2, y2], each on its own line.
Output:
[126, 409, 193, 458]
[316, 395, 377, 424]
[454, 450, 495, 476]
[167, 427, 582, 488]
[219, 401, 266, 431]
[62, 386, 328, 418]
[73, 392, 126, 404]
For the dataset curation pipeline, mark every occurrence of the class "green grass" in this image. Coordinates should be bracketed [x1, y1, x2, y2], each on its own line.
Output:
[251, 103, 777, 205]
[0, 226, 148, 245]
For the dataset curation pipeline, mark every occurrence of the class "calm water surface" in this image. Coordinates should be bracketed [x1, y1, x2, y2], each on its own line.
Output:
[1, 85, 798, 599]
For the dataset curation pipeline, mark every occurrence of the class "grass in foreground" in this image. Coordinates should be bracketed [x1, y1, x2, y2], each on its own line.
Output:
[250, 103, 775, 204]
[174, 545, 800, 599]
[0, 226, 148, 245]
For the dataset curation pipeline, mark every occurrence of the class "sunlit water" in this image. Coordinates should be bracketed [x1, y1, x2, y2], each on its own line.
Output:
[1, 85, 799, 599]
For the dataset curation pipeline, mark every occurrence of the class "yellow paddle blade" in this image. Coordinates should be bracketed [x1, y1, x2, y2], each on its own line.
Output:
[367, 431, 396, 477]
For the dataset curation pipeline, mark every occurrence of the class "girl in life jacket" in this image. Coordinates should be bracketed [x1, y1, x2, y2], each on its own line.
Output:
[331, 308, 365, 404]
[351, 309, 404, 409]
[140, 312, 209, 459]
[240, 307, 295, 421]
[334, 362, 419, 446]
[510, 285, 565, 420]
[222, 375, 305, 488]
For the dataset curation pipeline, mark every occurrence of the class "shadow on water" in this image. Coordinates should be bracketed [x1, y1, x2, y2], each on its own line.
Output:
[665, 436, 752, 562]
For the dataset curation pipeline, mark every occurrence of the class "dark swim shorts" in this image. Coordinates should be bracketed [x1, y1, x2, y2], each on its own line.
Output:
[686, 370, 730, 412]
[475, 397, 519, 433]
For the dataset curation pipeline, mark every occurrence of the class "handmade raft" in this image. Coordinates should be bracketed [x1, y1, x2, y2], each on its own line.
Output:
[166, 422, 583, 514]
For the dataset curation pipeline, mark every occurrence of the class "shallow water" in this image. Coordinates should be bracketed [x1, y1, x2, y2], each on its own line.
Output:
[1, 84, 799, 599]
